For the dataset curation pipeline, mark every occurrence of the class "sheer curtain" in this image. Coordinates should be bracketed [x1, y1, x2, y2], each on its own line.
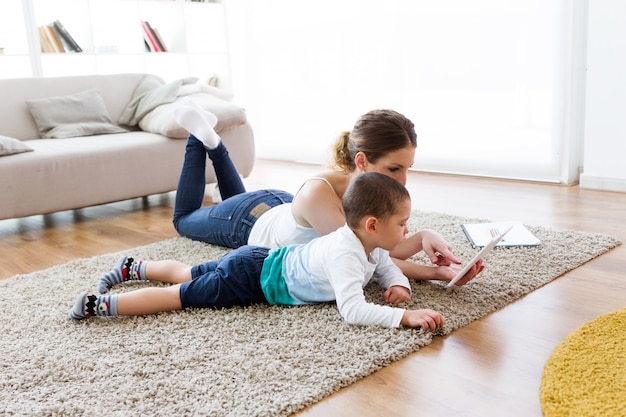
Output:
[226, 0, 579, 183]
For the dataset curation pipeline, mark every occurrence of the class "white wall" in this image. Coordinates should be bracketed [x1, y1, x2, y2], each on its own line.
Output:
[225, 0, 571, 183]
[224, 0, 625, 191]
[579, 0, 626, 192]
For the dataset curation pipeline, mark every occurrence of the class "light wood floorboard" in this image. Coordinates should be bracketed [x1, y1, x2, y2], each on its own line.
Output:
[1, 159, 624, 417]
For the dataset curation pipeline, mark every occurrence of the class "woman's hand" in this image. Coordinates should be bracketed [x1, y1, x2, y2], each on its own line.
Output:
[435, 259, 485, 286]
[390, 229, 462, 266]
[391, 256, 485, 286]
[419, 229, 461, 266]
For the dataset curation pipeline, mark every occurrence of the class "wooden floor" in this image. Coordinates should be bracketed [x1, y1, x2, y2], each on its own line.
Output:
[1, 159, 624, 417]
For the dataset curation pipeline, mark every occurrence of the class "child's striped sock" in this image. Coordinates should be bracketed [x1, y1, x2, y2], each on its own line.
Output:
[98, 256, 146, 293]
[68, 291, 118, 320]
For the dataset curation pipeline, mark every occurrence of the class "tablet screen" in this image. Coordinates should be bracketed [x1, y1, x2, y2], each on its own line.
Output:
[447, 225, 513, 287]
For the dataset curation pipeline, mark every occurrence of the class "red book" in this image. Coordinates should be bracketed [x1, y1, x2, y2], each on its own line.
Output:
[141, 21, 162, 52]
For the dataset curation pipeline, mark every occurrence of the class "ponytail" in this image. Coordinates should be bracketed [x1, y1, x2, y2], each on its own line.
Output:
[328, 109, 417, 173]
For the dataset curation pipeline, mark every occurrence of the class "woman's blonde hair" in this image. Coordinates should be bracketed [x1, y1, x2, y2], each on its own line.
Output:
[331, 109, 417, 173]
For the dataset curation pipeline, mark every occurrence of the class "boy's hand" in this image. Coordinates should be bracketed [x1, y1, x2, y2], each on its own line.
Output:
[401, 309, 445, 331]
[384, 286, 411, 304]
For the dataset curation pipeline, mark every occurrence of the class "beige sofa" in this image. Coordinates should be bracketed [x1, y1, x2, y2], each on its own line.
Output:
[0, 73, 255, 220]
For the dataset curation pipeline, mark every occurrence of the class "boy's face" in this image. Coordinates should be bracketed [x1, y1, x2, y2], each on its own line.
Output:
[375, 199, 411, 251]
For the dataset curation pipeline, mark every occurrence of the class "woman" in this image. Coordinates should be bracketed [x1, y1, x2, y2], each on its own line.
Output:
[172, 102, 482, 285]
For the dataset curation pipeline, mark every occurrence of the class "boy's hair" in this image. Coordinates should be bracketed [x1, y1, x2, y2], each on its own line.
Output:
[343, 172, 411, 229]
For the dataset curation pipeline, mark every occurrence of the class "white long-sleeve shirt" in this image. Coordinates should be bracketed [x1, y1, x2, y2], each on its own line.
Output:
[260, 224, 411, 328]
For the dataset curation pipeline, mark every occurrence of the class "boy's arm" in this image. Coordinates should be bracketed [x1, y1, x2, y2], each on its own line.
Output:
[371, 248, 412, 292]
[401, 309, 445, 331]
[332, 251, 444, 330]
[329, 253, 407, 328]
[384, 286, 411, 304]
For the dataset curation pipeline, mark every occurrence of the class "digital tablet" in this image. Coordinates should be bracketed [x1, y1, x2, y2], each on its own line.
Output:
[447, 225, 514, 287]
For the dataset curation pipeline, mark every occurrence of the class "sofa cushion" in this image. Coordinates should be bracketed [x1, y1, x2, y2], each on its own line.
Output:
[26, 89, 128, 139]
[0, 135, 34, 157]
[139, 93, 247, 139]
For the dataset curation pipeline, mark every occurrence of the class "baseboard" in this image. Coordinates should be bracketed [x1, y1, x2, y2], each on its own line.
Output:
[579, 174, 626, 192]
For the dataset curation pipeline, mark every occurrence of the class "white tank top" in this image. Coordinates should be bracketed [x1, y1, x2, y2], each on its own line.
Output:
[248, 178, 336, 248]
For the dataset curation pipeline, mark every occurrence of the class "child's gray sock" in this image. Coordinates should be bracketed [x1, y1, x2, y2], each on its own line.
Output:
[98, 256, 146, 293]
[69, 291, 118, 320]
[173, 100, 221, 149]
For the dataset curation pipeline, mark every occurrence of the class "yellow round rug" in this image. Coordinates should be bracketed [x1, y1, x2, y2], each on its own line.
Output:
[540, 307, 626, 417]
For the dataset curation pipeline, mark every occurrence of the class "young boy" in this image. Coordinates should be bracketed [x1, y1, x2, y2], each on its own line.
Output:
[69, 172, 445, 330]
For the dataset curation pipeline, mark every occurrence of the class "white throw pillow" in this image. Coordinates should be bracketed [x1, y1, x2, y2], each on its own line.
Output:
[26, 89, 128, 139]
[0, 135, 34, 157]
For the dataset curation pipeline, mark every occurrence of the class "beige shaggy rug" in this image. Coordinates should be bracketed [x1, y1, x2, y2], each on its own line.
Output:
[0, 210, 620, 417]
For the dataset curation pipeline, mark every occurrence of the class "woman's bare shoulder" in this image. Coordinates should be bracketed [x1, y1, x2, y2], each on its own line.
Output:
[292, 170, 349, 231]
[301, 170, 353, 198]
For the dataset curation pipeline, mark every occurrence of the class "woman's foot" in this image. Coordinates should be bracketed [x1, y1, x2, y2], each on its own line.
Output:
[174, 100, 221, 149]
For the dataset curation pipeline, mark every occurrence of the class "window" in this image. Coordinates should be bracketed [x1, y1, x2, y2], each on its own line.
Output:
[228, 0, 579, 183]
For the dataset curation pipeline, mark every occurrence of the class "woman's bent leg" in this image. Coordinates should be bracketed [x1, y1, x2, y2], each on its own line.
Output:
[207, 141, 246, 200]
[173, 136, 246, 223]
[173, 135, 210, 223]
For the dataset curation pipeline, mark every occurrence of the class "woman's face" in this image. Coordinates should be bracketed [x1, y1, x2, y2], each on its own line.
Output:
[359, 146, 415, 186]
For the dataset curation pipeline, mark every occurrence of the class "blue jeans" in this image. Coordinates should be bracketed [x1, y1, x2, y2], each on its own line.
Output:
[179, 245, 269, 309]
[173, 136, 293, 248]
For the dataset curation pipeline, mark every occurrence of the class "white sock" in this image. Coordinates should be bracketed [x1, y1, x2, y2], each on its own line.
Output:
[173, 100, 221, 149]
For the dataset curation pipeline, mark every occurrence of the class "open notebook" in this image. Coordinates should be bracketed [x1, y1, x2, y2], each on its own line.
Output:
[461, 221, 541, 248]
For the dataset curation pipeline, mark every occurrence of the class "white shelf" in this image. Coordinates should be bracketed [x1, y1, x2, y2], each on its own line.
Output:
[0, 0, 230, 88]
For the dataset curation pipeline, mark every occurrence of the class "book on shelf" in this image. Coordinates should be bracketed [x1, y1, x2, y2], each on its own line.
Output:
[38, 26, 56, 53]
[151, 27, 168, 52]
[45, 25, 65, 53]
[141, 21, 166, 52]
[461, 221, 541, 248]
[52, 20, 82, 52]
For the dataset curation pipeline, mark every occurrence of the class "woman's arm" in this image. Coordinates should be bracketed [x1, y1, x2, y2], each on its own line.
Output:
[392, 257, 485, 285]
[390, 229, 484, 285]
[390, 230, 461, 265]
